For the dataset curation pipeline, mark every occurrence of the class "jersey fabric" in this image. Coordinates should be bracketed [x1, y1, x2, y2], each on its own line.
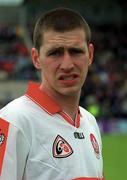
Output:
[0, 82, 104, 180]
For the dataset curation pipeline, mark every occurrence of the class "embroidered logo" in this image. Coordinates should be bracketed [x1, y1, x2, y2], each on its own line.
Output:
[53, 135, 73, 158]
[0, 132, 5, 146]
[90, 133, 100, 159]
[74, 132, 85, 139]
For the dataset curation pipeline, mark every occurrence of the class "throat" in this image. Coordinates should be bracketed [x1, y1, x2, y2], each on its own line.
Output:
[40, 83, 80, 120]
[55, 93, 80, 121]
[60, 99, 79, 121]
[63, 110, 76, 121]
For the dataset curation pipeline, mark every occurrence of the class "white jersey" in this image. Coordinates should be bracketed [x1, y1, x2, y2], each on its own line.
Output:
[0, 82, 104, 180]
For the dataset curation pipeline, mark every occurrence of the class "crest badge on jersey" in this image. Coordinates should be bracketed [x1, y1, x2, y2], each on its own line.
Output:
[90, 133, 100, 159]
[53, 135, 73, 158]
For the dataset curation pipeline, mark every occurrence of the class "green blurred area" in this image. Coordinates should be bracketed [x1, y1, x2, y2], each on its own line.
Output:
[102, 134, 127, 180]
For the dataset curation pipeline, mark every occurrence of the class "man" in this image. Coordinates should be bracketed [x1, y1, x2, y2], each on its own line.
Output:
[0, 7, 104, 180]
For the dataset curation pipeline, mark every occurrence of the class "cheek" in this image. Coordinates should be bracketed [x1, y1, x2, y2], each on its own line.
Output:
[42, 59, 59, 75]
[76, 57, 89, 70]
[76, 60, 89, 79]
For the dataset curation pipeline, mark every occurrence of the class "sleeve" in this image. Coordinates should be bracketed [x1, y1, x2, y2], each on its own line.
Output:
[0, 118, 30, 180]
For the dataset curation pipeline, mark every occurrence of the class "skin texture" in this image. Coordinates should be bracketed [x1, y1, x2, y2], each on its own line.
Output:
[31, 29, 94, 119]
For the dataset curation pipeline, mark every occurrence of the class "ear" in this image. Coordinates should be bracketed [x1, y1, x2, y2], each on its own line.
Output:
[31, 48, 41, 69]
[88, 43, 94, 65]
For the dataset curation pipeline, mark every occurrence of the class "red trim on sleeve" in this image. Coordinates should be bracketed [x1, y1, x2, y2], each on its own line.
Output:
[0, 118, 9, 175]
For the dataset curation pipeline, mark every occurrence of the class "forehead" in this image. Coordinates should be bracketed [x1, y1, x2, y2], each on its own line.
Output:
[42, 29, 86, 48]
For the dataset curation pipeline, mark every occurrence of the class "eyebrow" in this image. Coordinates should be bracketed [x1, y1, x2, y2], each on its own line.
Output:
[68, 47, 85, 53]
[46, 47, 64, 56]
[46, 46, 85, 55]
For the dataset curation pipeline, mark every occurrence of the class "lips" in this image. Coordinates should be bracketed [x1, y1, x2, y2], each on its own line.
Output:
[59, 74, 78, 81]
[58, 73, 79, 86]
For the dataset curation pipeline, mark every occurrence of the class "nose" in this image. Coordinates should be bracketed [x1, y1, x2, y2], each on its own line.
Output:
[60, 52, 74, 72]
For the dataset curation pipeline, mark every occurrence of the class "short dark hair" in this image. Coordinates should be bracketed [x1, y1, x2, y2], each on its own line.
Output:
[33, 7, 91, 51]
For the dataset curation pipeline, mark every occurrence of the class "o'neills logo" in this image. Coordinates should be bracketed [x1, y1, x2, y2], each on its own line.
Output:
[53, 135, 73, 158]
[90, 133, 100, 159]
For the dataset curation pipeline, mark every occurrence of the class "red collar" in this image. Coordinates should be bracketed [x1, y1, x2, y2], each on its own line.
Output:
[26, 81, 80, 127]
[26, 82, 61, 114]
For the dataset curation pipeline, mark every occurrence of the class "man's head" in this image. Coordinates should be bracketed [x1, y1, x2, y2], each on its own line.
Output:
[31, 7, 94, 97]
[33, 7, 91, 51]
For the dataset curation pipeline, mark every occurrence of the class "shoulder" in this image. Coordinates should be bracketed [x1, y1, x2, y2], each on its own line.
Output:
[0, 96, 33, 146]
[0, 95, 31, 120]
[0, 96, 34, 137]
[79, 106, 96, 121]
[79, 106, 102, 146]
[79, 106, 101, 135]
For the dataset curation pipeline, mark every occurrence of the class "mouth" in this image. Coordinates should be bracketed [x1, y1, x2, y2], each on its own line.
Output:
[59, 74, 78, 81]
[58, 74, 79, 86]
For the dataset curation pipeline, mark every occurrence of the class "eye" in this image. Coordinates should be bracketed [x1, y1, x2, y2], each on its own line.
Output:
[47, 48, 64, 57]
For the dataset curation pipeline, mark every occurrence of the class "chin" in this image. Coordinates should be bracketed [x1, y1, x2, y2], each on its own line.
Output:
[59, 87, 81, 96]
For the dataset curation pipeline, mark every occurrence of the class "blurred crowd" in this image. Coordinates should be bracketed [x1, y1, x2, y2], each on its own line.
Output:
[0, 23, 127, 120]
[80, 24, 127, 120]
[0, 25, 37, 81]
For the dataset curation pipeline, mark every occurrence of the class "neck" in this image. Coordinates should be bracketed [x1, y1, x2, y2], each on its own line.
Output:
[40, 85, 80, 120]
[56, 94, 80, 120]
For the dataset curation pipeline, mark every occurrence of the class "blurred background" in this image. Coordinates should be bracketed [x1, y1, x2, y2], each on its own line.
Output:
[0, 0, 127, 179]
